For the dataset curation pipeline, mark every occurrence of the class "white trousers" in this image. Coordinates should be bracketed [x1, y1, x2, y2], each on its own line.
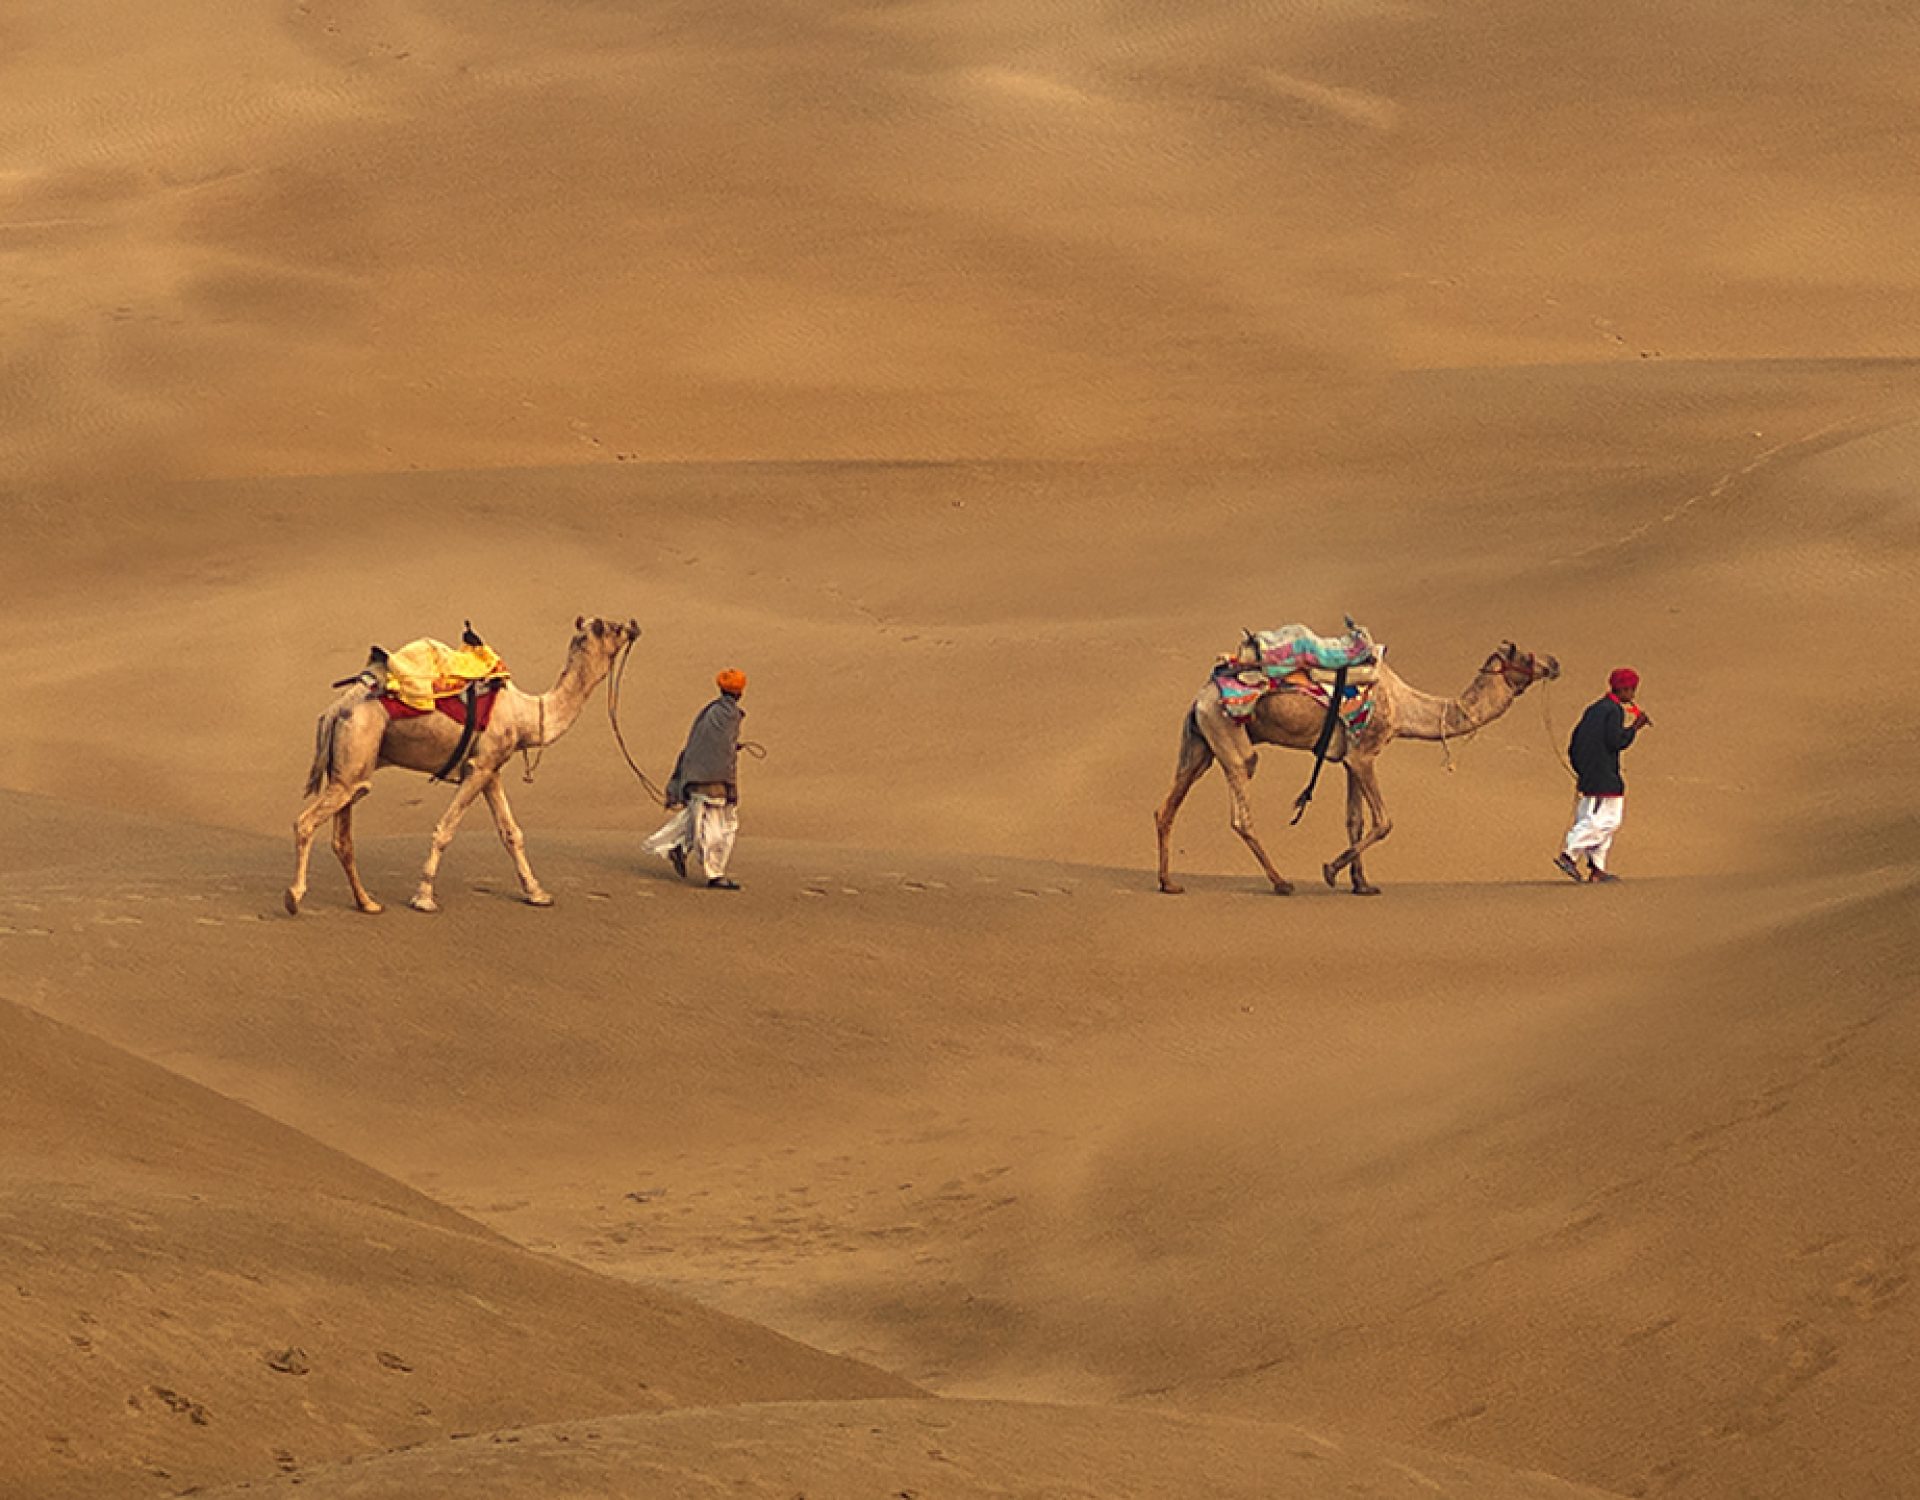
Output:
[1563, 794, 1625, 870]
[644, 793, 738, 880]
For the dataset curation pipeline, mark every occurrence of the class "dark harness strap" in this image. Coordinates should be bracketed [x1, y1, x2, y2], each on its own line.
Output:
[1290, 666, 1347, 826]
[432, 681, 484, 783]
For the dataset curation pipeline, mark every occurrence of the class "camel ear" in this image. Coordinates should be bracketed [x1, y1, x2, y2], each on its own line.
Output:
[627, 618, 641, 637]
[575, 615, 585, 631]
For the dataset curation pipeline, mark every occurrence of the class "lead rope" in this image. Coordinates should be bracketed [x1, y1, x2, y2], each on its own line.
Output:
[521, 696, 547, 784]
[605, 637, 670, 807]
[1438, 697, 1481, 771]
[1538, 682, 1577, 784]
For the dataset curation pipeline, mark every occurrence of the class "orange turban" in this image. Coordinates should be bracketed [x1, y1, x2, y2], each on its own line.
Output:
[716, 668, 747, 695]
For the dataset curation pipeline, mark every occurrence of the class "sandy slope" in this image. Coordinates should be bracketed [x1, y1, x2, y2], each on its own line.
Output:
[195, 1400, 1620, 1500]
[6, 0, 1920, 1497]
[0, 989, 910, 1500]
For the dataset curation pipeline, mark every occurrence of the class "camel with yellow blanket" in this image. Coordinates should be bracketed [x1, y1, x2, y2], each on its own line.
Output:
[287, 616, 639, 915]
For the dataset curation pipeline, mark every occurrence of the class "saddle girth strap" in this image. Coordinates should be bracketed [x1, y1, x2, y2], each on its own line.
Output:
[432, 681, 483, 783]
[1290, 665, 1347, 826]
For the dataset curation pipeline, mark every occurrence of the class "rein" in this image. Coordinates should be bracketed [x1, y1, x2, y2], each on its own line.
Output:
[605, 635, 670, 806]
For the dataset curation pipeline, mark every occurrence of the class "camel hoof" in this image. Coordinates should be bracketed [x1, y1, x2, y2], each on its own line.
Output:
[1322, 863, 1339, 888]
[1159, 882, 1185, 896]
[284, 889, 301, 916]
[408, 895, 440, 914]
[357, 901, 384, 916]
[1269, 879, 1294, 896]
[524, 891, 555, 908]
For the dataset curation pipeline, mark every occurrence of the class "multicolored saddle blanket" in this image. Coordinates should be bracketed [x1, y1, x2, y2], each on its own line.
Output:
[381, 637, 511, 712]
[1233, 623, 1377, 677]
[1211, 621, 1381, 727]
[1214, 668, 1377, 732]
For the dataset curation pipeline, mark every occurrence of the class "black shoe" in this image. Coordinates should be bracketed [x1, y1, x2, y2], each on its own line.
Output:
[1553, 852, 1584, 883]
[707, 877, 741, 890]
[1587, 868, 1621, 884]
[668, 846, 687, 879]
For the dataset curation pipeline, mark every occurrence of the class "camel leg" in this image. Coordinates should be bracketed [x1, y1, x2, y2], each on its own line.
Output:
[409, 769, 495, 913]
[331, 791, 382, 914]
[1324, 758, 1390, 895]
[1190, 706, 1290, 895]
[287, 781, 360, 914]
[483, 778, 554, 907]
[1218, 757, 1293, 895]
[1154, 710, 1216, 894]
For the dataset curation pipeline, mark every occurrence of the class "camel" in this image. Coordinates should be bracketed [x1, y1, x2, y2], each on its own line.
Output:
[286, 616, 641, 915]
[1154, 640, 1560, 896]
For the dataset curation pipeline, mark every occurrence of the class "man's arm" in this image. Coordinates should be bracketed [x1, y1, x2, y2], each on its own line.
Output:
[1602, 701, 1642, 751]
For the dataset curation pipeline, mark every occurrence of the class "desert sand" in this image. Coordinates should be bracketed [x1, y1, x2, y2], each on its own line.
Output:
[4, 3, 1918, 1498]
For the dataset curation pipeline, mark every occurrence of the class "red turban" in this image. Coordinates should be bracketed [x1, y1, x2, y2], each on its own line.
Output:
[716, 668, 747, 695]
[1608, 667, 1640, 695]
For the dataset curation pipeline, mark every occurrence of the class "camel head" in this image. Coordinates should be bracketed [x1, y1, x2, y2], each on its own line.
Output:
[571, 615, 643, 664]
[1482, 640, 1560, 693]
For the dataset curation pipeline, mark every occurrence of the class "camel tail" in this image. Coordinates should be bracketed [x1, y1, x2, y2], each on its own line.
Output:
[1182, 704, 1207, 759]
[303, 709, 338, 798]
[1170, 702, 1214, 783]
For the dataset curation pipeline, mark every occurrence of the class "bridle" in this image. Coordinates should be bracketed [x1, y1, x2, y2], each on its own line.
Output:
[1439, 646, 1552, 772]
[1481, 648, 1547, 686]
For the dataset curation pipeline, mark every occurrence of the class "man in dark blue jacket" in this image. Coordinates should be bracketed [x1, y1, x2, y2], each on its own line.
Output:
[1555, 667, 1651, 883]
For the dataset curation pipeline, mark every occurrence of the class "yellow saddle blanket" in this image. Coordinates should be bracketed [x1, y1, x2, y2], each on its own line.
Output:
[383, 637, 511, 711]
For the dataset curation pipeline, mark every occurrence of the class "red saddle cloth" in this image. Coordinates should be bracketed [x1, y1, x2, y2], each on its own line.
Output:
[381, 685, 500, 730]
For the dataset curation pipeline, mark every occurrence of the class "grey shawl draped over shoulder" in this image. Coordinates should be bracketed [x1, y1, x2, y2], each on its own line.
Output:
[666, 695, 743, 804]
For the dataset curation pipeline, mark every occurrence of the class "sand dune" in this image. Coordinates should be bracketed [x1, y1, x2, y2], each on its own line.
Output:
[0, 988, 909, 1500]
[5, 0, 1920, 1496]
[196, 1400, 1621, 1500]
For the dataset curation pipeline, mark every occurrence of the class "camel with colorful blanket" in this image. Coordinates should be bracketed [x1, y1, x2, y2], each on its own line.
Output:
[287, 616, 640, 915]
[1154, 625, 1560, 896]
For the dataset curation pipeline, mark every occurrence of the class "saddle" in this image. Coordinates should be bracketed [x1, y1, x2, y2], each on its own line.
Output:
[1211, 618, 1383, 723]
[331, 622, 510, 780]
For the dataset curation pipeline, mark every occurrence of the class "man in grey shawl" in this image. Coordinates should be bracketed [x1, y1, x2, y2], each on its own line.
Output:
[645, 668, 747, 889]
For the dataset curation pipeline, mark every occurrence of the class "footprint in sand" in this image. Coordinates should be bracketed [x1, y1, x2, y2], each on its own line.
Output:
[0, 927, 53, 938]
[901, 880, 928, 892]
[801, 887, 828, 898]
[95, 915, 143, 926]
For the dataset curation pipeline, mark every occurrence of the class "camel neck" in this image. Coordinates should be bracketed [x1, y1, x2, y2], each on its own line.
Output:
[1392, 670, 1516, 741]
[531, 646, 609, 745]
